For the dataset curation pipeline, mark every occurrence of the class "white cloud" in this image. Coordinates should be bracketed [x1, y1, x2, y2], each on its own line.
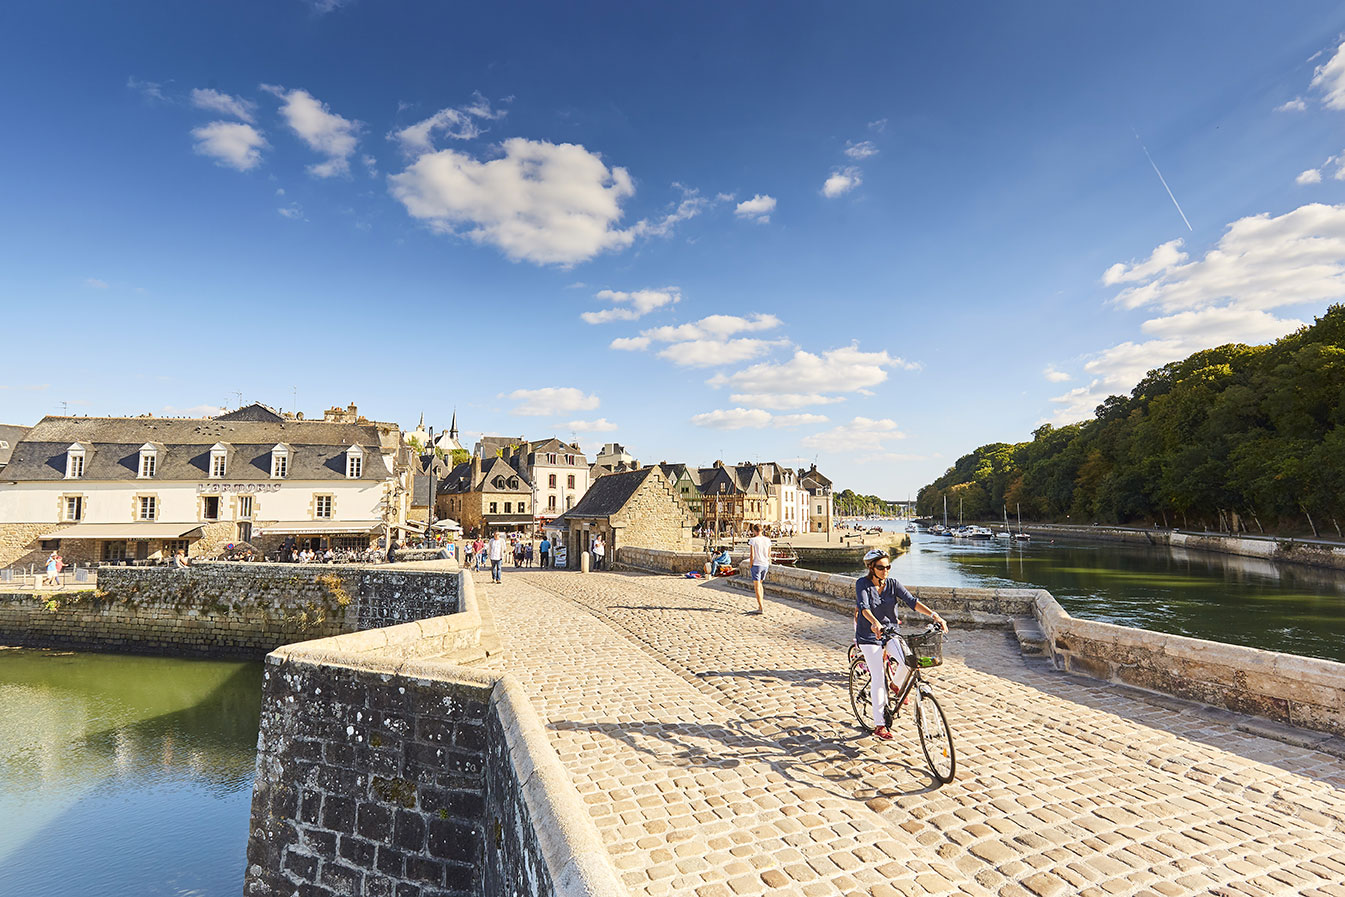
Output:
[191, 121, 267, 171]
[772, 413, 829, 427]
[305, 0, 349, 12]
[389, 138, 637, 266]
[801, 417, 906, 453]
[637, 313, 782, 343]
[1042, 366, 1071, 383]
[505, 387, 599, 416]
[1298, 168, 1324, 185]
[844, 140, 878, 160]
[1048, 204, 1345, 423]
[631, 185, 712, 238]
[581, 288, 680, 324]
[190, 88, 256, 123]
[613, 313, 788, 367]
[1310, 41, 1345, 110]
[656, 338, 787, 367]
[868, 119, 888, 133]
[735, 194, 777, 222]
[1276, 97, 1308, 113]
[1108, 203, 1345, 313]
[278, 204, 304, 220]
[161, 403, 228, 417]
[84, 278, 109, 289]
[687, 409, 830, 431]
[127, 76, 167, 102]
[691, 408, 773, 430]
[822, 167, 862, 198]
[728, 392, 846, 410]
[1101, 239, 1188, 286]
[390, 93, 505, 154]
[566, 418, 618, 432]
[709, 344, 916, 399]
[264, 86, 360, 177]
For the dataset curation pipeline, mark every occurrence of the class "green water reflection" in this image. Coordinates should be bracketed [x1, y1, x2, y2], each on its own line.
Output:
[0, 649, 262, 896]
[807, 532, 1345, 663]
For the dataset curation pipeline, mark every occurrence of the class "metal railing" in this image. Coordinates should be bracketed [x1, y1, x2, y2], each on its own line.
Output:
[0, 564, 95, 591]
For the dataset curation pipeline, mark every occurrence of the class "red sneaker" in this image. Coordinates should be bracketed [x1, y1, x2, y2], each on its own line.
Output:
[873, 725, 894, 741]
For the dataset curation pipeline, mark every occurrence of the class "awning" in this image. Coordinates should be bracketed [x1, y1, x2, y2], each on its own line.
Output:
[253, 520, 382, 536]
[483, 514, 535, 526]
[41, 522, 205, 540]
[430, 519, 462, 531]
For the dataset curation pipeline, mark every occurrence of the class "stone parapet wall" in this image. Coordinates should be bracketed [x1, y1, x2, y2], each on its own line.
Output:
[246, 602, 624, 897]
[0, 562, 463, 658]
[617, 546, 1345, 739]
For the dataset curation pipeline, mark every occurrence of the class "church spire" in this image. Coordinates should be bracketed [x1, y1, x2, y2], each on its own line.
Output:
[449, 408, 458, 439]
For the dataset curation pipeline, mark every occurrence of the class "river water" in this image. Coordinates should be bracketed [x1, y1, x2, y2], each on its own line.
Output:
[808, 527, 1345, 664]
[0, 649, 262, 897]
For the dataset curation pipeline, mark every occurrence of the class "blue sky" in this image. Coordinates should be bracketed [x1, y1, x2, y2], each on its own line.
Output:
[2, 2, 1345, 498]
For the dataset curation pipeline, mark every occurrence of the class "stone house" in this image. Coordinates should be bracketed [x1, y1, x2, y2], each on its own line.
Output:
[0, 404, 405, 568]
[436, 456, 533, 537]
[549, 466, 694, 563]
[757, 461, 811, 535]
[500, 437, 591, 526]
[799, 464, 835, 534]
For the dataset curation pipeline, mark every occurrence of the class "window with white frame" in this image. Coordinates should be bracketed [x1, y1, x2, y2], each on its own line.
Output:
[64, 496, 84, 521]
[315, 495, 333, 518]
[141, 454, 156, 477]
[237, 495, 253, 518]
[565, 454, 574, 465]
[547, 453, 557, 464]
[346, 446, 363, 479]
[139, 496, 157, 520]
[210, 444, 227, 478]
[271, 445, 288, 478]
[548, 495, 557, 511]
[66, 445, 85, 479]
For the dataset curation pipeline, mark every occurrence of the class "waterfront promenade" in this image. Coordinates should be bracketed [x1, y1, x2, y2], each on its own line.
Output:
[479, 567, 1345, 897]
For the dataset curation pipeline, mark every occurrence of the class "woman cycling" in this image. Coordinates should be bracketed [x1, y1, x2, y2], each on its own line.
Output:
[855, 548, 947, 740]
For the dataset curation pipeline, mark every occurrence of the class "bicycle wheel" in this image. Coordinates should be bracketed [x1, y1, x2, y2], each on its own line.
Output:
[848, 656, 874, 732]
[914, 688, 956, 784]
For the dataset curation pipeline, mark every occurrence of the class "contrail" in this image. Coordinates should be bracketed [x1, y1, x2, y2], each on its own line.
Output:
[1134, 131, 1192, 232]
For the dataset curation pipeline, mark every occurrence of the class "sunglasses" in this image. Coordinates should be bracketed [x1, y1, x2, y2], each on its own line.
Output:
[873, 563, 891, 570]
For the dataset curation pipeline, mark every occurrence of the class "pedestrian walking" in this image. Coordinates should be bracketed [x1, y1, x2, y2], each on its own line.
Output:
[539, 535, 551, 568]
[747, 523, 770, 614]
[488, 531, 505, 583]
[592, 535, 606, 571]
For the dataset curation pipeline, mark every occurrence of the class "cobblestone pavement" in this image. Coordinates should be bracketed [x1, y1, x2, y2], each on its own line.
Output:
[478, 568, 1345, 897]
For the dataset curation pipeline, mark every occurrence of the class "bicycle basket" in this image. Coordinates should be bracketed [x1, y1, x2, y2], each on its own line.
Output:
[903, 627, 944, 668]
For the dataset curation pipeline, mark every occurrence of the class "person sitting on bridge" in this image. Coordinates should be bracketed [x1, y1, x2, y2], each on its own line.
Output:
[855, 548, 946, 741]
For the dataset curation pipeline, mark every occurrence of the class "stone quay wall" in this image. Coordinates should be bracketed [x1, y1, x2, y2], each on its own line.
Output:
[0, 561, 462, 658]
[246, 592, 624, 897]
[617, 546, 1345, 739]
[1022, 523, 1345, 572]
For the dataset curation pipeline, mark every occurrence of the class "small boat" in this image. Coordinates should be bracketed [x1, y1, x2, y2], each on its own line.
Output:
[966, 526, 994, 540]
[771, 543, 799, 566]
[1014, 503, 1032, 541]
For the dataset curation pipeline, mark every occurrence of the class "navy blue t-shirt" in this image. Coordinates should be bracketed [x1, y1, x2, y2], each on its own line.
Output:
[854, 575, 917, 645]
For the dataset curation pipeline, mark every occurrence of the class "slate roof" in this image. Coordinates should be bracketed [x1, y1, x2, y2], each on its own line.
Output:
[475, 435, 526, 459]
[439, 456, 531, 494]
[216, 403, 285, 422]
[2, 415, 388, 482]
[552, 467, 656, 523]
[0, 425, 30, 469]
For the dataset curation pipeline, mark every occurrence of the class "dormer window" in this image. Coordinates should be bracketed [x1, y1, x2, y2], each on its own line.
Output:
[271, 444, 289, 479]
[65, 444, 86, 479]
[209, 443, 228, 478]
[139, 443, 158, 478]
[492, 475, 506, 489]
[345, 445, 364, 479]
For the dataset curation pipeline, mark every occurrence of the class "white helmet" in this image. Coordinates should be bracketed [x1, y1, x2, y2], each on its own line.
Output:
[863, 548, 889, 566]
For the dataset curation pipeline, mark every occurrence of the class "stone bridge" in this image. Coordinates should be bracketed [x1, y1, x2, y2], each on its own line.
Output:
[477, 567, 1345, 897]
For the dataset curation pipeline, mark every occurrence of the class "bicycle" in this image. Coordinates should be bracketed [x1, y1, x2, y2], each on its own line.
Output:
[847, 622, 957, 784]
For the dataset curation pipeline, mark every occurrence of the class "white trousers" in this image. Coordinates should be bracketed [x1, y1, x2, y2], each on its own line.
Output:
[860, 638, 910, 728]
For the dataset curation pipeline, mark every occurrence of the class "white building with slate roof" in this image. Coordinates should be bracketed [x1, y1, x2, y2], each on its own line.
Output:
[0, 403, 407, 568]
